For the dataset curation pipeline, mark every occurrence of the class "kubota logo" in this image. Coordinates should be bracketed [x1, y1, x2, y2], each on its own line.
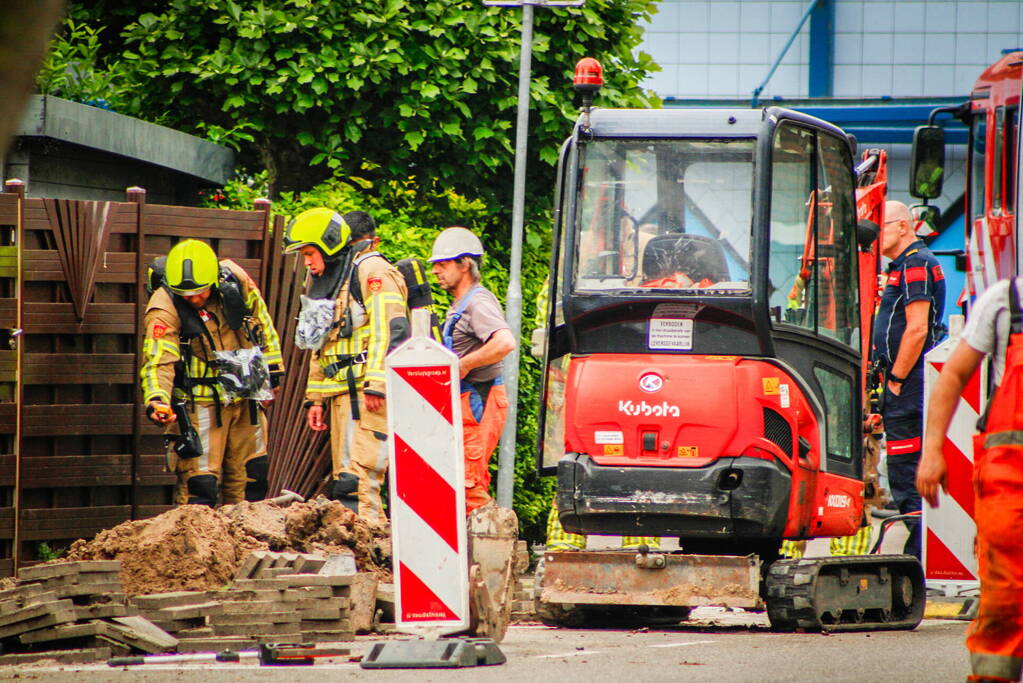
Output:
[618, 400, 680, 417]
[638, 372, 663, 393]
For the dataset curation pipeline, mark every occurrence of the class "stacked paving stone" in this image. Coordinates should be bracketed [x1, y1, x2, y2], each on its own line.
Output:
[233, 550, 328, 579]
[510, 575, 536, 622]
[510, 540, 537, 622]
[0, 560, 176, 664]
[0, 553, 384, 661]
[223, 575, 355, 642]
[127, 551, 378, 653]
[131, 591, 221, 639]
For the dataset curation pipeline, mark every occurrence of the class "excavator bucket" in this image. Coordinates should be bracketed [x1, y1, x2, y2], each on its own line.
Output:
[538, 550, 762, 615]
[466, 504, 519, 643]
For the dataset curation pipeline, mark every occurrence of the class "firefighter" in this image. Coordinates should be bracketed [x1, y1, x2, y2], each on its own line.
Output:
[872, 200, 945, 560]
[428, 227, 516, 511]
[920, 277, 1023, 683]
[284, 208, 409, 522]
[141, 239, 284, 507]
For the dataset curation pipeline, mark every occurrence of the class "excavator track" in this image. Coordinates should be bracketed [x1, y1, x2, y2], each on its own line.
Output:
[764, 554, 925, 632]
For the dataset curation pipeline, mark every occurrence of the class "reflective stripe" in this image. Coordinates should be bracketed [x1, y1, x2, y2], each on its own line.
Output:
[183, 354, 230, 402]
[309, 380, 347, 393]
[245, 286, 284, 368]
[255, 413, 265, 454]
[546, 505, 585, 550]
[887, 437, 922, 455]
[197, 405, 211, 472]
[780, 540, 806, 558]
[140, 336, 179, 404]
[970, 652, 1023, 680]
[343, 415, 355, 470]
[829, 525, 873, 555]
[363, 291, 396, 383]
[621, 537, 662, 549]
[363, 438, 389, 523]
[984, 430, 1023, 448]
[314, 327, 369, 395]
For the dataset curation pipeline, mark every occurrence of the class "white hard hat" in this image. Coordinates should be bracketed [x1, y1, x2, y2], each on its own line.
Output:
[429, 227, 484, 262]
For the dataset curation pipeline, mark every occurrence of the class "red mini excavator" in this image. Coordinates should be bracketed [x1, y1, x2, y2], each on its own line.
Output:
[533, 58, 924, 632]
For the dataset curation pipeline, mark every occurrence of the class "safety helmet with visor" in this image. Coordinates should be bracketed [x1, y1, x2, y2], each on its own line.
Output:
[282, 207, 352, 259]
[165, 240, 219, 296]
[428, 227, 484, 263]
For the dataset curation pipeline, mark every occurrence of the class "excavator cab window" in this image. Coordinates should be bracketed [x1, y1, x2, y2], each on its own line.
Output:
[770, 123, 859, 346]
[572, 138, 753, 293]
[814, 364, 855, 465]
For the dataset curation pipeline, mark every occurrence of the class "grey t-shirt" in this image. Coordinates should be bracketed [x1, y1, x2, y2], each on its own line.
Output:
[445, 286, 510, 383]
[961, 277, 1023, 386]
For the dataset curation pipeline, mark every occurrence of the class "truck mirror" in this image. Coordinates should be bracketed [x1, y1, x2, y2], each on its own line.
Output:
[911, 204, 940, 236]
[910, 125, 945, 199]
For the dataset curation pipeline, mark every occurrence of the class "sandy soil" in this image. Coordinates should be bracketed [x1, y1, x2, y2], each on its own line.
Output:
[64, 496, 391, 595]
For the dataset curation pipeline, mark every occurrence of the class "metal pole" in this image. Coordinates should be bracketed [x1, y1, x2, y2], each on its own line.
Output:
[496, 2, 533, 509]
[751, 0, 819, 108]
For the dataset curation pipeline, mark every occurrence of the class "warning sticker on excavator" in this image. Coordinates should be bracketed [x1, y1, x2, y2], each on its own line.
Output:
[763, 377, 780, 395]
[603, 444, 623, 455]
[780, 384, 790, 408]
[678, 446, 699, 457]
[649, 318, 693, 350]
[594, 430, 623, 444]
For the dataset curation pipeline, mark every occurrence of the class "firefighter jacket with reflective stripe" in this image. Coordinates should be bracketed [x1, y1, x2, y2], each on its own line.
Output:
[140, 259, 284, 405]
[305, 251, 409, 403]
[872, 240, 946, 369]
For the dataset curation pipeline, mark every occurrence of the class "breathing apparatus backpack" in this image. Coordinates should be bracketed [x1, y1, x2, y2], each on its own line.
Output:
[349, 255, 441, 341]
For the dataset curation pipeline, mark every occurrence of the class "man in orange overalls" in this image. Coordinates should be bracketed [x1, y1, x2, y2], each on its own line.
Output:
[428, 227, 516, 512]
[920, 277, 1023, 683]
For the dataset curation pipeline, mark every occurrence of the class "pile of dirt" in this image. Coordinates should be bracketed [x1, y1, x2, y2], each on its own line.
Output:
[64, 496, 392, 595]
[219, 500, 289, 548]
[65, 505, 262, 595]
[282, 497, 392, 574]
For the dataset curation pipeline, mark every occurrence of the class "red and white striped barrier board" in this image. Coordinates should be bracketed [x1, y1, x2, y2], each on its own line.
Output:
[385, 323, 469, 632]
[922, 318, 982, 591]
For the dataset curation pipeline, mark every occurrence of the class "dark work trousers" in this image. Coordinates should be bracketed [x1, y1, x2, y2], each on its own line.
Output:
[882, 369, 924, 560]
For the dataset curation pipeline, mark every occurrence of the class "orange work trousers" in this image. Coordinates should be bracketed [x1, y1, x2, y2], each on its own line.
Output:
[967, 327, 1023, 683]
[967, 440, 1023, 682]
[460, 379, 508, 512]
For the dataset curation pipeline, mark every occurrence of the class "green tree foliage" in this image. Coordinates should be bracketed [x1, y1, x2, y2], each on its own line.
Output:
[212, 170, 554, 539]
[35, 18, 134, 113]
[73, 0, 659, 198]
[57, 0, 661, 540]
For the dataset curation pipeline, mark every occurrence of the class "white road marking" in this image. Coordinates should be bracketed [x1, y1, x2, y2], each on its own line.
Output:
[535, 650, 605, 659]
[647, 640, 716, 648]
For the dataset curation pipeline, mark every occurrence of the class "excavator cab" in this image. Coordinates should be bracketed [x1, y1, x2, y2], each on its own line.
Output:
[537, 105, 868, 551]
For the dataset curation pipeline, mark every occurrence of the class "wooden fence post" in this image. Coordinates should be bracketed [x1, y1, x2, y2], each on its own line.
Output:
[4, 179, 23, 574]
[254, 198, 272, 292]
[128, 187, 147, 520]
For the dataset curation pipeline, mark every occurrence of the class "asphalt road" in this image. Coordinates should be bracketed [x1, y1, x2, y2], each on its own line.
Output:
[6, 610, 970, 683]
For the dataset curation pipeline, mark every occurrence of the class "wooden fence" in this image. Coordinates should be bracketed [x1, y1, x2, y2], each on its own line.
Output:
[0, 183, 331, 575]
